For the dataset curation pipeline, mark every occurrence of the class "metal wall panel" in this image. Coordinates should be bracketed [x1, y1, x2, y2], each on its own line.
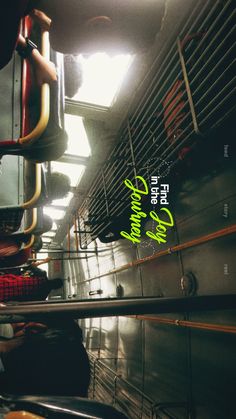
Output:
[0, 54, 23, 207]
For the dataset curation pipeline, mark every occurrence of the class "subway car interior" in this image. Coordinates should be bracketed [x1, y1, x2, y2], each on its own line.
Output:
[0, 0, 236, 418]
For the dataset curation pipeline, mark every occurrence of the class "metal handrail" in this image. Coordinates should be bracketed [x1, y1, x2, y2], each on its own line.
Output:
[19, 30, 50, 145]
[23, 207, 38, 233]
[21, 164, 41, 210]
[22, 234, 35, 250]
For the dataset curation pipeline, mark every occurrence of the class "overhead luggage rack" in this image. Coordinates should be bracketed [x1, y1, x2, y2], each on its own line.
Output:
[76, 0, 236, 247]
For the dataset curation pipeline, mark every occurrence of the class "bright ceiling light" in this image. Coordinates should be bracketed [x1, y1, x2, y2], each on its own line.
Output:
[73, 53, 133, 107]
[44, 207, 65, 220]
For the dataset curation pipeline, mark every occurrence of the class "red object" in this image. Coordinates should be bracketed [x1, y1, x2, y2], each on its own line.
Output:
[0, 274, 51, 302]
[0, 238, 21, 257]
[0, 248, 31, 269]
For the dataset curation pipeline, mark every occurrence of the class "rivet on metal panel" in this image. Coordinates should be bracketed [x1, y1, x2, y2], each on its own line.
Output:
[180, 272, 197, 296]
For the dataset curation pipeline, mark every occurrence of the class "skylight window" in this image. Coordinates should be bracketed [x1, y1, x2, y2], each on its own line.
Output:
[65, 115, 91, 157]
[51, 162, 85, 187]
[73, 53, 133, 107]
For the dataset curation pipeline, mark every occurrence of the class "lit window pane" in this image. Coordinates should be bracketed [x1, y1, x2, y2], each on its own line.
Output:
[51, 192, 73, 207]
[73, 53, 133, 107]
[52, 222, 57, 231]
[36, 252, 48, 275]
[65, 115, 91, 157]
[44, 207, 65, 220]
[51, 161, 85, 187]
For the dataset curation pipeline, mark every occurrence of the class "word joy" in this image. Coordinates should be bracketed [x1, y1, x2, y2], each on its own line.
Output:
[120, 176, 174, 244]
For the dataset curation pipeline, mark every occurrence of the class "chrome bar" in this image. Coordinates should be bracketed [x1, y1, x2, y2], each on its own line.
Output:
[1, 295, 236, 323]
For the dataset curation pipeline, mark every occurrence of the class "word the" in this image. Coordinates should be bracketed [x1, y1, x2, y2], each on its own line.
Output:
[150, 176, 170, 205]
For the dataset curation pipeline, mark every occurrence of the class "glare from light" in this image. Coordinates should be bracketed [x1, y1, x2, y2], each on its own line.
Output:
[42, 231, 56, 237]
[65, 114, 91, 157]
[51, 192, 74, 208]
[44, 207, 65, 220]
[51, 161, 85, 187]
[42, 237, 52, 243]
[73, 53, 133, 107]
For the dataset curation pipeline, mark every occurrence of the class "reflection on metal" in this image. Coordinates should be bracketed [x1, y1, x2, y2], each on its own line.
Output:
[89, 353, 187, 419]
[1, 295, 236, 323]
[89, 290, 103, 296]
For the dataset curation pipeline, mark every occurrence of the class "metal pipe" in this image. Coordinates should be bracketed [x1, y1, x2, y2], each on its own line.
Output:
[127, 315, 236, 335]
[82, 224, 236, 282]
[1, 295, 236, 323]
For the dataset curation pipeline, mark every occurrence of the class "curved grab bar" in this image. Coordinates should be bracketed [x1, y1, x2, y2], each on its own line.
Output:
[21, 163, 41, 209]
[23, 207, 38, 233]
[22, 234, 35, 250]
[19, 30, 50, 145]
